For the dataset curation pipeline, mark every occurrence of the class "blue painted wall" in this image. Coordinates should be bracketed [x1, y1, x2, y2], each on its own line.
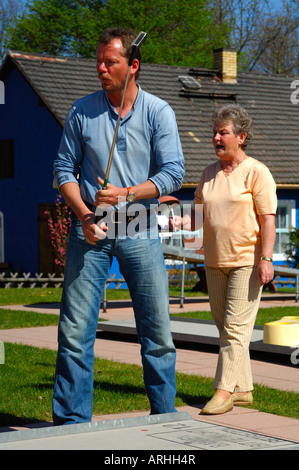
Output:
[0, 66, 61, 272]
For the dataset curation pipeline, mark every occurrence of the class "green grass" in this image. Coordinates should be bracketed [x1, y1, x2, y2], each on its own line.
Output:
[0, 308, 59, 329]
[0, 286, 203, 307]
[171, 306, 299, 326]
[0, 287, 63, 306]
[0, 285, 297, 306]
[256, 306, 299, 325]
[0, 342, 298, 427]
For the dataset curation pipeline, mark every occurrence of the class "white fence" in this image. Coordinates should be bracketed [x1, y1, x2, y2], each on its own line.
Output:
[0, 272, 64, 288]
[0, 272, 127, 290]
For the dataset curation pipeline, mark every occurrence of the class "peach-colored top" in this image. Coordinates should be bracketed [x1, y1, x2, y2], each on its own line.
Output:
[193, 156, 277, 267]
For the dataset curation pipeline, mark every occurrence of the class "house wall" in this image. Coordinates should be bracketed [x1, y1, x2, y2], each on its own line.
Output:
[0, 66, 62, 272]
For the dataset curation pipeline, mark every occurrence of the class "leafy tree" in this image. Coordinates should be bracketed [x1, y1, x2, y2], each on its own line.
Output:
[99, 0, 229, 67]
[6, 0, 103, 57]
[5, 0, 230, 67]
[0, 0, 24, 61]
[4, 0, 299, 73]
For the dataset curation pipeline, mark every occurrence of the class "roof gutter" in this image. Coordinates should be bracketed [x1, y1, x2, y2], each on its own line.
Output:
[276, 184, 299, 189]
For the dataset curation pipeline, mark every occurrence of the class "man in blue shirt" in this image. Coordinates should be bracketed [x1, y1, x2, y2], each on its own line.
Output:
[52, 27, 185, 425]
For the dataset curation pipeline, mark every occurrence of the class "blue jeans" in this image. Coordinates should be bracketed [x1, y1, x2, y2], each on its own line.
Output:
[52, 218, 176, 424]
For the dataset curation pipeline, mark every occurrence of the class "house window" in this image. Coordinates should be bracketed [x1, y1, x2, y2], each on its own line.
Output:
[274, 200, 296, 261]
[0, 139, 14, 178]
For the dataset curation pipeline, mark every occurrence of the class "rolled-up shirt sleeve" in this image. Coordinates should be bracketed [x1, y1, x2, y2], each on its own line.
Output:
[53, 106, 83, 188]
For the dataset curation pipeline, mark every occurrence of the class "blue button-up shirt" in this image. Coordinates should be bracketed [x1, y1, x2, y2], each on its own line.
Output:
[53, 86, 185, 209]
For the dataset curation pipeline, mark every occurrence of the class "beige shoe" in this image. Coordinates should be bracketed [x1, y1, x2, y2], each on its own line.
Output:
[201, 394, 233, 415]
[232, 392, 253, 406]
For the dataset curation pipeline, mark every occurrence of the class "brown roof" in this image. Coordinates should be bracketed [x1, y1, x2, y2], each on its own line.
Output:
[1, 50, 299, 186]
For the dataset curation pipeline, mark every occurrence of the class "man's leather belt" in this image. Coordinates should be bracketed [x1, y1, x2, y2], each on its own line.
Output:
[84, 200, 152, 224]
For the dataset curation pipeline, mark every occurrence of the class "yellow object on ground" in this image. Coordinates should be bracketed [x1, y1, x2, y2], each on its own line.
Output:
[263, 316, 299, 347]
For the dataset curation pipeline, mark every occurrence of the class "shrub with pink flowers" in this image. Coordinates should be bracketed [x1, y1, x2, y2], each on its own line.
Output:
[44, 194, 71, 272]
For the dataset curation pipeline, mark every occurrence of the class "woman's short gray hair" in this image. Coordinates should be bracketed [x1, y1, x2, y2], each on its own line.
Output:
[211, 104, 253, 149]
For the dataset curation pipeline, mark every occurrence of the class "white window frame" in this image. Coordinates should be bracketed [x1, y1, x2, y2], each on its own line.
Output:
[159, 200, 203, 251]
[274, 199, 296, 262]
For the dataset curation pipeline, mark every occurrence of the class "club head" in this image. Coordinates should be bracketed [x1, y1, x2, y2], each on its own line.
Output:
[128, 31, 147, 65]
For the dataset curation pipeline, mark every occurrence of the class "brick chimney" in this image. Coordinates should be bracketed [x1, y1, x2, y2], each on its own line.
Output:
[213, 48, 237, 84]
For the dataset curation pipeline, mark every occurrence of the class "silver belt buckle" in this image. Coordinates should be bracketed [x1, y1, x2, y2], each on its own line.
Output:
[111, 211, 120, 224]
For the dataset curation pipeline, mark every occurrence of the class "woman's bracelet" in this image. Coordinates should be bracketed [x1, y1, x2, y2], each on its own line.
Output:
[260, 256, 273, 263]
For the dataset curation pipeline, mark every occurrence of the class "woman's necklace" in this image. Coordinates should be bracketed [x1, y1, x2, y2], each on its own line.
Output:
[221, 156, 248, 177]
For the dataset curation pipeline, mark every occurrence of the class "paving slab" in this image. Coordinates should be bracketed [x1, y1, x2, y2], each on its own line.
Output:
[0, 412, 298, 451]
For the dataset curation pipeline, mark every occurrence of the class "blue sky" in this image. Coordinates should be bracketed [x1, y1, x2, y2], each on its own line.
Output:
[17, 0, 287, 13]
[270, 0, 284, 12]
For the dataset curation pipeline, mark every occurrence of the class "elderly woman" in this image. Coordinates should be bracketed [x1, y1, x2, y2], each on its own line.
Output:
[174, 104, 277, 414]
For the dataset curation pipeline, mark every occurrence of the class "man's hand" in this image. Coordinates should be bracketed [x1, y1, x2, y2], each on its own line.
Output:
[81, 212, 107, 245]
[94, 177, 126, 207]
[57, 182, 108, 245]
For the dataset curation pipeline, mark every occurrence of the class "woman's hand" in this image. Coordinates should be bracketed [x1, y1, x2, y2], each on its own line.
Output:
[257, 259, 274, 286]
